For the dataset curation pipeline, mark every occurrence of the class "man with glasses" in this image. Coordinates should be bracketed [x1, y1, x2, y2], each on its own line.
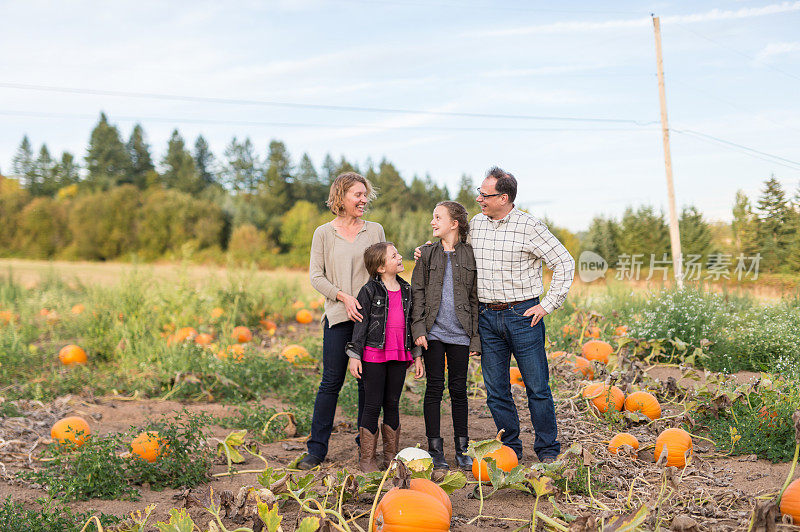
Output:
[418, 166, 574, 463]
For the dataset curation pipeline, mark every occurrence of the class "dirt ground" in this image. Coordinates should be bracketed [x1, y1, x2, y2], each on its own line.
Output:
[1, 363, 793, 531]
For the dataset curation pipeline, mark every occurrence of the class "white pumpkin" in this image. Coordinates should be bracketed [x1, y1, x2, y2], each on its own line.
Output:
[394, 447, 433, 472]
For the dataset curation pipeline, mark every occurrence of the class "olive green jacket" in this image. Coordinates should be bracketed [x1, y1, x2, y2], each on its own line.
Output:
[410, 241, 481, 353]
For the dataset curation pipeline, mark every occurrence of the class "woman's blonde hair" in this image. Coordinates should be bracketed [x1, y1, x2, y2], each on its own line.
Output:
[326, 172, 377, 216]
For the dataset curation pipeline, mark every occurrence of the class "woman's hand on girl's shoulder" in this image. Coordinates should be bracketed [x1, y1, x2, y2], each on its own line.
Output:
[469, 351, 480, 358]
[412, 241, 433, 261]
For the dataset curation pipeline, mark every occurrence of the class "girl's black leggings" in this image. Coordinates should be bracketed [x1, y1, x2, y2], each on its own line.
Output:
[423, 340, 469, 438]
[360, 360, 407, 434]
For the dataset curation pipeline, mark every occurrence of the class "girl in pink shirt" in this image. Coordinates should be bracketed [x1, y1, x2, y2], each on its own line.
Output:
[346, 242, 424, 472]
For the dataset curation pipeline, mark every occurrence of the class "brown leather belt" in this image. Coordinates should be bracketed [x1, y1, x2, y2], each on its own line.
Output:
[484, 299, 532, 311]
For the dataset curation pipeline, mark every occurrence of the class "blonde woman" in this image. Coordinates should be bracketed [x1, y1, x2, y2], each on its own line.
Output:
[298, 172, 385, 470]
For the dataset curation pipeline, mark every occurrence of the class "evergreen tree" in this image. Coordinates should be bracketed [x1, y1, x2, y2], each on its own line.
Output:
[371, 159, 408, 211]
[262, 140, 292, 203]
[583, 216, 620, 266]
[333, 156, 357, 177]
[193, 135, 217, 189]
[731, 190, 759, 257]
[617, 206, 670, 260]
[221, 137, 260, 194]
[322, 153, 337, 185]
[55, 152, 81, 190]
[33, 144, 58, 196]
[84, 112, 132, 190]
[11, 135, 36, 188]
[455, 174, 480, 216]
[161, 129, 201, 194]
[678, 205, 712, 261]
[126, 124, 154, 189]
[756, 175, 793, 271]
[294, 153, 327, 208]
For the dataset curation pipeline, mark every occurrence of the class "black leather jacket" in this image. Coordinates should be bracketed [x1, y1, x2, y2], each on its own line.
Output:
[345, 275, 421, 360]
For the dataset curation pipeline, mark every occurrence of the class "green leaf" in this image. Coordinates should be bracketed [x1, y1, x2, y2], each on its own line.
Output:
[217, 429, 247, 464]
[465, 435, 503, 461]
[257, 499, 283, 532]
[437, 471, 467, 494]
[155, 508, 195, 532]
[486, 460, 530, 494]
[296, 517, 320, 532]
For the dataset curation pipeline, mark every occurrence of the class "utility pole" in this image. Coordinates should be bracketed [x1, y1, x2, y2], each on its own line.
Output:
[652, 15, 684, 289]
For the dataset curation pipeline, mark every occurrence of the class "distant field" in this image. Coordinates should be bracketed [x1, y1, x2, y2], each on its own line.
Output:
[0, 258, 795, 302]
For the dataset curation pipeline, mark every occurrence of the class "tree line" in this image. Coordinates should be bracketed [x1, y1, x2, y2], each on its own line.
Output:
[2, 112, 798, 274]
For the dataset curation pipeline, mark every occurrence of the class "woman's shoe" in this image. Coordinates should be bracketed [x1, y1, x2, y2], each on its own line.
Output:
[359, 427, 380, 473]
[454, 436, 473, 470]
[428, 437, 449, 470]
[381, 423, 401, 470]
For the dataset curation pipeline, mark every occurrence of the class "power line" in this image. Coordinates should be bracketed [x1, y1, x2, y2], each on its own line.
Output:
[0, 109, 657, 133]
[332, 0, 644, 15]
[671, 22, 800, 83]
[671, 127, 800, 171]
[0, 82, 658, 125]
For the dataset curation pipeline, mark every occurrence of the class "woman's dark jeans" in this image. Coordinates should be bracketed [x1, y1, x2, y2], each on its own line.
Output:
[306, 318, 365, 460]
[423, 340, 469, 438]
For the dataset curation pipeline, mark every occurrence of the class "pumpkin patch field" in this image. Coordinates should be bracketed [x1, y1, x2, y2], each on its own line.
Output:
[2, 266, 800, 530]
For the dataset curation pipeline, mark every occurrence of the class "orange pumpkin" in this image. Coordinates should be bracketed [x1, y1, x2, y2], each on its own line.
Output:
[217, 344, 246, 361]
[232, 326, 252, 343]
[131, 431, 166, 463]
[780, 478, 800, 524]
[407, 478, 452, 518]
[59, 344, 87, 366]
[509, 367, 524, 387]
[259, 319, 277, 332]
[51, 416, 91, 446]
[547, 351, 567, 361]
[654, 428, 693, 468]
[472, 436, 519, 482]
[561, 324, 578, 336]
[0, 310, 17, 325]
[374, 488, 450, 531]
[280, 344, 308, 363]
[309, 299, 321, 310]
[585, 326, 601, 338]
[169, 326, 198, 345]
[614, 325, 628, 336]
[568, 356, 594, 379]
[292, 300, 306, 310]
[70, 304, 85, 315]
[210, 307, 224, 319]
[582, 383, 624, 413]
[194, 333, 214, 345]
[296, 309, 313, 324]
[608, 433, 639, 455]
[582, 340, 613, 364]
[624, 392, 662, 420]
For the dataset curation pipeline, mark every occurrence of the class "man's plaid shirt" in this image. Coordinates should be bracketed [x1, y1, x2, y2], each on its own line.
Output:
[468, 208, 575, 313]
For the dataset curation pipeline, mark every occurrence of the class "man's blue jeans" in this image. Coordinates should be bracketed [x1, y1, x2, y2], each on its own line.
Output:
[479, 297, 560, 460]
[306, 318, 365, 460]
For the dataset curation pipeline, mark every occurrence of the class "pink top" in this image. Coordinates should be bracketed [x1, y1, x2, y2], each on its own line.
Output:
[363, 288, 413, 363]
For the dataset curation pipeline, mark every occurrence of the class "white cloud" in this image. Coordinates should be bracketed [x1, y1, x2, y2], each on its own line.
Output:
[757, 41, 800, 61]
[474, 1, 800, 37]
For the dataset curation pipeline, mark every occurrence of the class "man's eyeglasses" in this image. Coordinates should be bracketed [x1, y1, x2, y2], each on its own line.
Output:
[476, 187, 503, 199]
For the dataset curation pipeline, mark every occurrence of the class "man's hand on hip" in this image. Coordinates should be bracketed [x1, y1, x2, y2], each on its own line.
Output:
[522, 304, 548, 327]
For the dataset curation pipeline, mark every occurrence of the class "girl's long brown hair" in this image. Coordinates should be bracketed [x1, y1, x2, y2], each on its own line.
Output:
[436, 201, 470, 242]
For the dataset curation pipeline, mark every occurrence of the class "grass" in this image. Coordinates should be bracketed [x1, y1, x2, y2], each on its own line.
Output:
[0, 497, 120, 532]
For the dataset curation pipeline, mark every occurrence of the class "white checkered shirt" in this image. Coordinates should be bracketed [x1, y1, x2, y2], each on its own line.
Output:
[468, 208, 575, 313]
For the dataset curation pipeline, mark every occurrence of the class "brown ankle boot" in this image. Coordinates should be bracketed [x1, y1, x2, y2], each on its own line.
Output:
[381, 423, 400, 470]
[359, 427, 379, 473]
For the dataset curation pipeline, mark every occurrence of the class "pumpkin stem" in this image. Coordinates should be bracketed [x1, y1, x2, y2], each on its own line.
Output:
[495, 429, 505, 442]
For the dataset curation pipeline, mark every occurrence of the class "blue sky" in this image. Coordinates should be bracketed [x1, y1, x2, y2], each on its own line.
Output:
[1, 0, 799, 231]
